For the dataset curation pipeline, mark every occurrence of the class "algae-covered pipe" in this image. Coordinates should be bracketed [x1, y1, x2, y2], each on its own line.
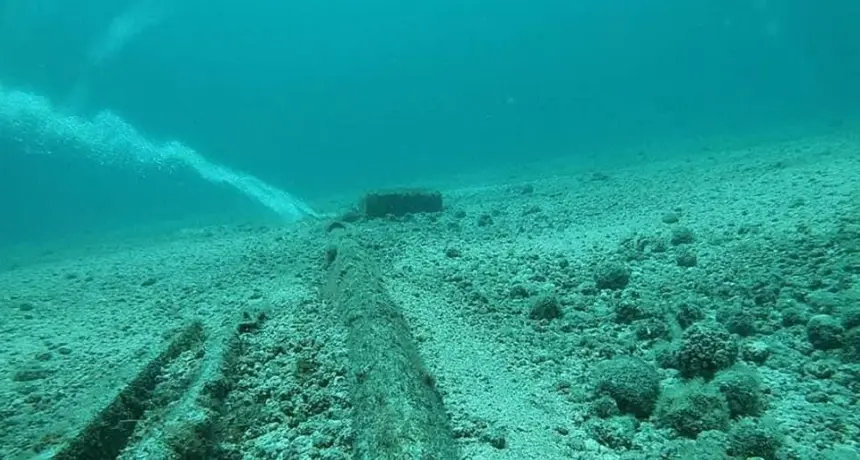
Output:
[323, 235, 459, 460]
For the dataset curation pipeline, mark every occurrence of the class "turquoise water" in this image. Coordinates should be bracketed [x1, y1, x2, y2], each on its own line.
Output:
[2, 2, 860, 459]
[1, 0, 858, 241]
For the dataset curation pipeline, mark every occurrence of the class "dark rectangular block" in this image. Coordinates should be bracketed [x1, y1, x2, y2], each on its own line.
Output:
[361, 189, 443, 218]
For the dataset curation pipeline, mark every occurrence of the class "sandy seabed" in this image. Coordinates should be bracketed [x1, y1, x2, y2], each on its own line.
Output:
[1, 130, 859, 460]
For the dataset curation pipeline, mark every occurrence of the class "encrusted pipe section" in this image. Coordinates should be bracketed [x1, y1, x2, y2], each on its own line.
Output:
[323, 234, 459, 460]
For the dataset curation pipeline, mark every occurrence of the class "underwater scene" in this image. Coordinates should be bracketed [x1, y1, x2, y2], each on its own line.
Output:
[1, 0, 859, 458]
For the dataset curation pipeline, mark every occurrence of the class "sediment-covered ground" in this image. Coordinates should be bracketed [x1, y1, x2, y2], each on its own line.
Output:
[1, 131, 859, 460]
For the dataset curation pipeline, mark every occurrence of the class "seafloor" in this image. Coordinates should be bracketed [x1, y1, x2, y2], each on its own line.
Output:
[1, 130, 859, 460]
